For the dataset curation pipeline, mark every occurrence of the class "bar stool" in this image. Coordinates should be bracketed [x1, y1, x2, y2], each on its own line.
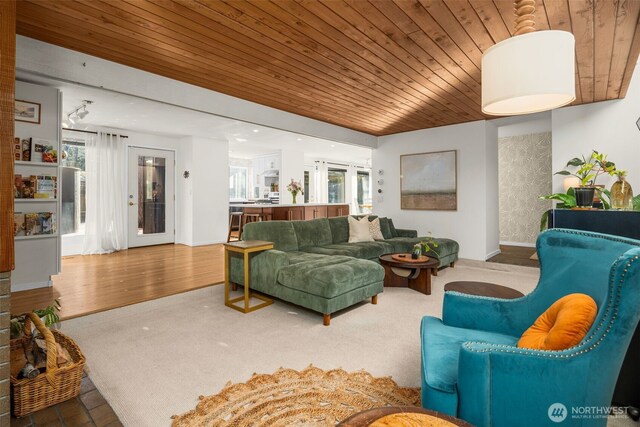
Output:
[227, 212, 243, 242]
[242, 213, 263, 232]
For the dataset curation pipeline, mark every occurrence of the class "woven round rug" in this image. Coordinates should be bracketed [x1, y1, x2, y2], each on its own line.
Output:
[171, 365, 420, 426]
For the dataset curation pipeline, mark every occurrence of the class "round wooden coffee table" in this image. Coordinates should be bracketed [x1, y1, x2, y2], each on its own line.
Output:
[378, 254, 440, 295]
[338, 406, 472, 426]
[444, 281, 525, 299]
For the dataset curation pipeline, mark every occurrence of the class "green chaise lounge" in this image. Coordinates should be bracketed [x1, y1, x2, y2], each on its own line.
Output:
[228, 216, 459, 325]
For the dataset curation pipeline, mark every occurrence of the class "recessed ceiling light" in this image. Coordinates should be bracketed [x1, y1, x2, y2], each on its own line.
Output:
[252, 129, 259, 133]
[236, 138, 247, 142]
[330, 144, 336, 148]
[297, 138, 302, 141]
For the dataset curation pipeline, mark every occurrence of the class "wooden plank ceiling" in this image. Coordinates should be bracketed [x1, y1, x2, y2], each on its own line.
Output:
[15, 0, 640, 136]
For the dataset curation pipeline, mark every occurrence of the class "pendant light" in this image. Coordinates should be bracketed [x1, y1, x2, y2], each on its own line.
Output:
[481, 0, 576, 116]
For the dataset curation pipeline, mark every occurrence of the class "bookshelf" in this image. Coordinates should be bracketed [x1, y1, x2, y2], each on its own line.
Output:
[12, 81, 62, 292]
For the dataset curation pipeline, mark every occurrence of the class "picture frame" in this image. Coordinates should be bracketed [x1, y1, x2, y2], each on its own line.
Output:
[15, 99, 41, 124]
[400, 149, 457, 211]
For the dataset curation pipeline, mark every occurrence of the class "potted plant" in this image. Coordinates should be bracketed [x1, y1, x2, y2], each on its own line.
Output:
[10, 300, 61, 339]
[554, 150, 617, 208]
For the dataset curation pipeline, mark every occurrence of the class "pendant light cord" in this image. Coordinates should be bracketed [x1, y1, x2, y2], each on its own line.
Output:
[514, 0, 536, 35]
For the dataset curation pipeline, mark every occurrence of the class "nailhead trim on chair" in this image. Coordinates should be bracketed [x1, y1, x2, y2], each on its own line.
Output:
[462, 229, 639, 359]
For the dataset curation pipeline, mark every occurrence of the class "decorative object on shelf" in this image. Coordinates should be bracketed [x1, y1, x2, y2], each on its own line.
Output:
[14, 174, 57, 199]
[400, 150, 457, 211]
[482, 0, 575, 115]
[411, 243, 422, 259]
[287, 178, 304, 204]
[553, 150, 617, 208]
[14, 213, 25, 236]
[15, 99, 41, 124]
[611, 170, 634, 210]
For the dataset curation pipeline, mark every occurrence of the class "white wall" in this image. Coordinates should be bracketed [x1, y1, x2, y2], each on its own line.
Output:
[176, 137, 229, 246]
[280, 150, 305, 204]
[13, 81, 61, 291]
[16, 36, 377, 148]
[552, 70, 640, 193]
[373, 121, 499, 261]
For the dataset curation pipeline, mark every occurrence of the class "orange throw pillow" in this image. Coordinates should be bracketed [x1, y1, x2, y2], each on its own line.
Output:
[518, 293, 597, 350]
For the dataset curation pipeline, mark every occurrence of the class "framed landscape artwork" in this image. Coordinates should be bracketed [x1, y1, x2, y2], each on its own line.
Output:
[15, 100, 41, 124]
[400, 150, 457, 210]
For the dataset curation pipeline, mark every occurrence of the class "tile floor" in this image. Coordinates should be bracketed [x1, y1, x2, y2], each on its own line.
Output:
[10, 373, 122, 427]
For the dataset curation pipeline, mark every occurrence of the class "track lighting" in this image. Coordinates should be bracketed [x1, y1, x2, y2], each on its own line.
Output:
[66, 100, 93, 125]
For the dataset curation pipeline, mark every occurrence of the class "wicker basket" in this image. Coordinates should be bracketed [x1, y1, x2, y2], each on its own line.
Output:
[10, 313, 86, 417]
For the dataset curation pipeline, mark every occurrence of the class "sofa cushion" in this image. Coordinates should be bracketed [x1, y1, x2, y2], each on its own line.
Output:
[369, 218, 384, 240]
[302, 241, 394, 260]
[378, 218, 393, 239]
[384, 237, 459, 258]
[278, 257, 384, 298]
[421, 316, 518, 392]
[388, 218, 398, 237]
[348, 216, 374, 243]
[328, 216, 350, 244]
[292, 218, 333, 249]
[285, 251, 329, 264]
[242, 221, 298, 252]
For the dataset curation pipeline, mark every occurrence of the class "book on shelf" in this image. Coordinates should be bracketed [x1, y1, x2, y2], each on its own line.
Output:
[35, 175, 57, 199]
[21, 138, 31, 162]
[14, 213, 25, 237]
[23, 212, 56, 236]
[24, 213, 39, 236]
[31, 139, 57, 163]
[14, 137, 21, 161]
[39, 212, 55, 234]
[14, 174, 36, 199]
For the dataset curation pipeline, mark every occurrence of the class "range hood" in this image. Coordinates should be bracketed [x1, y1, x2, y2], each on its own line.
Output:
[263, 169, 279, 177]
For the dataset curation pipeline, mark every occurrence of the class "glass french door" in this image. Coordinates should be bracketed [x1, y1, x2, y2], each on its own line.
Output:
[127, 147, 175, 247]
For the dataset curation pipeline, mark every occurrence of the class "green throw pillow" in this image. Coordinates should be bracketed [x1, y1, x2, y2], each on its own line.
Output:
[378, 218, 393, 239]
[388, 218, 398, 238]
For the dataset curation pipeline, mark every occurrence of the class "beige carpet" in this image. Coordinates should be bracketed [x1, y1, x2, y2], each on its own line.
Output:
[58, 260, 542, 426]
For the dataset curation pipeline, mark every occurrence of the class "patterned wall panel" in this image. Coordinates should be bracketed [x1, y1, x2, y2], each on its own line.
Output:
[498, 132, 552, 245]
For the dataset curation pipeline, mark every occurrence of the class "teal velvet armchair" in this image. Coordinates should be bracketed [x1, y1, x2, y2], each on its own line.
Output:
[421, 229, 640, 426]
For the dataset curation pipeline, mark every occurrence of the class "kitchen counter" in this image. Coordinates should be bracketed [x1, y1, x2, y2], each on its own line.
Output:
[229, 203, 350, 221]
[229, 202, 349, 207]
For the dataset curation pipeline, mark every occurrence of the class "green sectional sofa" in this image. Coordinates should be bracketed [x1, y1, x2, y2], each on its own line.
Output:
[228, 216, 459, 325]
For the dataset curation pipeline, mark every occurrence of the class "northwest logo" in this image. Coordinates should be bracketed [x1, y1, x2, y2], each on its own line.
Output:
[548, 403, 568, 422]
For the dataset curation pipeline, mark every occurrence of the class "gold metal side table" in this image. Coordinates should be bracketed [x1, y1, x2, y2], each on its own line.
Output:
[224, 240, 274, 313]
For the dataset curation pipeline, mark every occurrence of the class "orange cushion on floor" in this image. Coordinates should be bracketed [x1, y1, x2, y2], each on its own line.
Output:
[518, 293, 597, 350]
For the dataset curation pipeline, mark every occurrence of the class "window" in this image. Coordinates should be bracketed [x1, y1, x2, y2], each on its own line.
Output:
[357, 170, 372, 214]
[328, 167, 346, 203]
[229, 166, 248, 200]
[60, 139, 86, 235]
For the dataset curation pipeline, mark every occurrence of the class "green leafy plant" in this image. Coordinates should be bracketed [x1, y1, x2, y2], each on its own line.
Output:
[10, 300, 61, 339]
[633, 194, 640, 211]
[539, 188, 577, 231]
[420, 232, 439, 256]
[554, 150, 617, 186]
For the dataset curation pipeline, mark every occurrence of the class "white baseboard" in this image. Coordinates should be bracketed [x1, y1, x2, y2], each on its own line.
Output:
[12, 279, 52, 292]
[500, 241, 536, 248]
[190, 240, 224, 247]
[485, 249, 501, 260]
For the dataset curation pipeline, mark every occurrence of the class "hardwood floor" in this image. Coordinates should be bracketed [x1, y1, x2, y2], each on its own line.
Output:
[10, 244, 224, 320]
[487, 245, 540, 268]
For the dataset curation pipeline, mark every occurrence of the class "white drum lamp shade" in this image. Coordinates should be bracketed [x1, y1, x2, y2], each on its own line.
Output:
[482, 30, 576, 116]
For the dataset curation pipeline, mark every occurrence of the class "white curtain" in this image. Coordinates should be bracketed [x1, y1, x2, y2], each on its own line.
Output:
[347, 164, 359, 214]
[82, 131, 127, 255]
[315, 161, 328, 203]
